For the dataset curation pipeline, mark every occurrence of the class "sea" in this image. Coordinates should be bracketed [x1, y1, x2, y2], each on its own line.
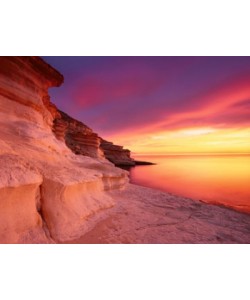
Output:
[128, 154, 250, 214]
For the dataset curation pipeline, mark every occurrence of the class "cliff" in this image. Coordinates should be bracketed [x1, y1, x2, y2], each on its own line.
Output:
[53, 110, 104, 159]
[52, 105, 136, 165]
[100, 140, 135, 166]
[0, 56, 128, 243]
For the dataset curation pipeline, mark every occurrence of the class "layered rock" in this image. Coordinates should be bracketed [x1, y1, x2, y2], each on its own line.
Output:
[0, 56, 63, 126]
[53, 110, 104, 159]
[0, 56, 128, 243]
[52, 109, 136, 165]
[100, 139, 135, 166]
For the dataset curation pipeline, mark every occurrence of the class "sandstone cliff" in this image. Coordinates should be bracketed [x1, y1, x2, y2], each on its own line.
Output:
[53, 109, 104, 159]
[0, 56, 128, 243]
[52, 108, 136, 165]
[100, 139, 135, 166]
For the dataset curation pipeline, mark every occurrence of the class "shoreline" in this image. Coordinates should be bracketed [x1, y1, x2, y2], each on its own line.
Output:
[130, 182, 250, 216]
[198, 198, 250, 216]
[65, 183, 250, 244]
[125, 159, 250, 216]
[115, 160, 156, 169]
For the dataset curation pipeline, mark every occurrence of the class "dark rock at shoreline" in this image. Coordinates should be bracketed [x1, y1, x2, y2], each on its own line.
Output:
[134, 160, 156, 166]
[116, 160, 155, 171]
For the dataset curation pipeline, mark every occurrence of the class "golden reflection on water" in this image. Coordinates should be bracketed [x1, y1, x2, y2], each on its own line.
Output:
[130, 155, 250, 213]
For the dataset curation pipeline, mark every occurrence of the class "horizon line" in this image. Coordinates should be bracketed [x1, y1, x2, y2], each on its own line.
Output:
[132, 152, 250, 156]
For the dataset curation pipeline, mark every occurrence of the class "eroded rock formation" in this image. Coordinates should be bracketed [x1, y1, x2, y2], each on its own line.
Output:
[52, 108, 136, 165]
[53, 110, 104, 159]
[0, 56, 128, 243]
[100, 139, 135, 166]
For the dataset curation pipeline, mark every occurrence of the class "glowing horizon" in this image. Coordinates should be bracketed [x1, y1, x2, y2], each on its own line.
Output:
[108, 126, 250, 155]
[43, 57, 250, 154]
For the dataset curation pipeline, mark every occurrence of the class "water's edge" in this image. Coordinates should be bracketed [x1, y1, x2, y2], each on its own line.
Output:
[127, 155, 250, 215]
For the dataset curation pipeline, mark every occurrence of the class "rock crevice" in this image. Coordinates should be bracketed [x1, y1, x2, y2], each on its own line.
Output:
[36, 183, 55, 243]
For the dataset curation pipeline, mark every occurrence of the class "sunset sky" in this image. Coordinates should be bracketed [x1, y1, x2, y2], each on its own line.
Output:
[43, 57, 250, 155]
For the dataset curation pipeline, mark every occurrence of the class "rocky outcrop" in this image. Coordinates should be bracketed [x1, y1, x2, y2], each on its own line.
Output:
[52, 109, 136, 165]
[99, 140, 154, 166]
[100, 139, 135, 166]
[0, 56, 128, 243]
[53, 110, 104, 159]
[0, 56, 63, 125]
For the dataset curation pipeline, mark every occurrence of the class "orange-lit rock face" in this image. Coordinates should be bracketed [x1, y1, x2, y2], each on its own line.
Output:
[0, 57, 128, 243]
[0, 57, 63, 124]
[100, 139, 135, 166]
[53, 110, 104, 159]
[52, 109, 135, 163]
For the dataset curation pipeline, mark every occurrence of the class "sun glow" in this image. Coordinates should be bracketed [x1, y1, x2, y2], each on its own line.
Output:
[178, 127, 216, 137]
[109, 127, 250, 155]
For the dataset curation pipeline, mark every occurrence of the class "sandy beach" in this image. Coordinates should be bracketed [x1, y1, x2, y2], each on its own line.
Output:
[66, 184, 250, 244]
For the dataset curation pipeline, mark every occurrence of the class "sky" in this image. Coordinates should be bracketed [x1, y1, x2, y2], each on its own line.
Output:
[43, 57, 250, 155]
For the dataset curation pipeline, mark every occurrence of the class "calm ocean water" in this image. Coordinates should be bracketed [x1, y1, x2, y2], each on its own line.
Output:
[129, 155, 250, 214]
